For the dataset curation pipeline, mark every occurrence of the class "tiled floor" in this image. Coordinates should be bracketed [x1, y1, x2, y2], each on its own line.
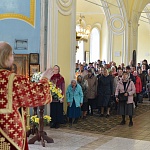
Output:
[28, 99, 150, 150]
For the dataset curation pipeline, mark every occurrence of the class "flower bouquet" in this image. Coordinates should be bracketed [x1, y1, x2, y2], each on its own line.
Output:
[30, 115, 51, 128]
[31, 72, 64, 101]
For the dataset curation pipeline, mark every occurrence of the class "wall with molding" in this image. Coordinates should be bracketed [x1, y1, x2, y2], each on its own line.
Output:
[0, 0, 40, 54]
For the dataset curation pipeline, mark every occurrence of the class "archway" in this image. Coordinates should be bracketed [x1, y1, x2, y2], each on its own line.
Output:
[137, 3, 150, 65]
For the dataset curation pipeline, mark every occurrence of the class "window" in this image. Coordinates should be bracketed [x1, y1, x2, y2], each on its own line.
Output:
[76, 41, 84, 63]
[90, 28, 100, 62]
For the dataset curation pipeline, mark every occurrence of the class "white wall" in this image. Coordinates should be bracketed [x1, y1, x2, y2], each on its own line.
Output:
[137, 20, 150, 64]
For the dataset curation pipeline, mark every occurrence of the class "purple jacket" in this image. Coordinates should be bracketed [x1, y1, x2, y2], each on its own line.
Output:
[115, 79, 136, 104]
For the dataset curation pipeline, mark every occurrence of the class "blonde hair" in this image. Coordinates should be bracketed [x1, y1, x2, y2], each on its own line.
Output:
[0, 41, 12, 68]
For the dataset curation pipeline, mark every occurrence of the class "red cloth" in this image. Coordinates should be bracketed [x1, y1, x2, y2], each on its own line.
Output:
[0, 69, 51, 150]
[0, 134, 28, 150]
[51, 73, 64, 87]
[24, 137, 29, 150]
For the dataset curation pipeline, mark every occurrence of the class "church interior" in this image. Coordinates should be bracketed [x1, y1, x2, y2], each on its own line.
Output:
[0, 0, 150, 149]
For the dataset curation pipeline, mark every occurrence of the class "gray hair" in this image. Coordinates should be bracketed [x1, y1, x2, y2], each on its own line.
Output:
[71, 79, 77, 84]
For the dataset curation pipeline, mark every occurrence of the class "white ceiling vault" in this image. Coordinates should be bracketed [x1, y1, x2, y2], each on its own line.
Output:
[76, 0, 104, 15]
[76, 0, 122, 15]
[140, 4, 150, 24]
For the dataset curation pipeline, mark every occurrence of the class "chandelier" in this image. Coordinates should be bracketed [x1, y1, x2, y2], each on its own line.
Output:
[76, 14, 91, 42]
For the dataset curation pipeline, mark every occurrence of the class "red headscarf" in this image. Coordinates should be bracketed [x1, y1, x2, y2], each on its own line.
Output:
[50, 73, 64, 87]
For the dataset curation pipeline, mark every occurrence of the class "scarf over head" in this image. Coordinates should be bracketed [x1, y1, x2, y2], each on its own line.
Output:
[50, 73, 64, 87]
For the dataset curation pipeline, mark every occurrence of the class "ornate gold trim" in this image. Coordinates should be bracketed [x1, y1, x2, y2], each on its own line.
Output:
[0, 129, 21, 150]
[0, 73, 15, 114]
[0, 137, 10, 150]
[0, 0, 35, 27]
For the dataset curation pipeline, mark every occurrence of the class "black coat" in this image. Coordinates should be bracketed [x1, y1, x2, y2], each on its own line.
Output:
[97, 75, 113, 107]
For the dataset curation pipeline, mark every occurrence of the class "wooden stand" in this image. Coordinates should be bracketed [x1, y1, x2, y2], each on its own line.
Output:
[28, 105, 54, 147]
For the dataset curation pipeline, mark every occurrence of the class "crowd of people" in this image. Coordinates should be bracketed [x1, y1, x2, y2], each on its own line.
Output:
[70, 59, 150, 127]
[1, 41, 150, 149]
[50, 59, 150, 128]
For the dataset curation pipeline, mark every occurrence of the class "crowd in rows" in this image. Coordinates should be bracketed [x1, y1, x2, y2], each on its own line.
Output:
[50, 59, 150, 128]
[69, 59, 150, 126]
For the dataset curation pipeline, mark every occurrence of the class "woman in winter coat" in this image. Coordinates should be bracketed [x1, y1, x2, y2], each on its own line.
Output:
[84, 69, 97, 115]
[133, 71, 142, 104]
[115, 71, 136, 127]
[77, 75, 88, 119]
[66, 79, 83, 126]
[97, 68, 113, 117]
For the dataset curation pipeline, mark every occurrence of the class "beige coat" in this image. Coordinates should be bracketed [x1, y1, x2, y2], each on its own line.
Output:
[84, 74, 98, 99]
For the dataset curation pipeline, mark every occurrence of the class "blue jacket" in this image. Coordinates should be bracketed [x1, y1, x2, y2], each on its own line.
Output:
[66, 84, 83, 107]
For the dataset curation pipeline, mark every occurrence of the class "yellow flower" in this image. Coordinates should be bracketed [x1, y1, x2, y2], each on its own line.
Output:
[31, 115, 37, 121]
[58, 93, 61, 97]
[52, 89, 55, 93]
[55, 89, 58, 94]
[58, 88, 62, 94]
[35, 118, 39, 124]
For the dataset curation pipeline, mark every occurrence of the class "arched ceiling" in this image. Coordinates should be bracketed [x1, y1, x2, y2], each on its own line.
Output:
[76, 0, 104, 15]
[139, 3, 150, 24]
[76, 0, 106, 26]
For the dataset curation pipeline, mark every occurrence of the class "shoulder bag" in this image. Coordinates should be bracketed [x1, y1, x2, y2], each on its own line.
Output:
[118, 81, 130, 102]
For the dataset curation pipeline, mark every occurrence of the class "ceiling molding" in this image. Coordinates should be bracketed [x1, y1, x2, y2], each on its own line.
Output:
[76, 12, 104, 15]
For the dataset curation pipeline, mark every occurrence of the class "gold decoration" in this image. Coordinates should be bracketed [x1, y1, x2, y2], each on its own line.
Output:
[0, 137, 10, 150]
[0, 73, 15, 114]
[0, 0, 35, 27]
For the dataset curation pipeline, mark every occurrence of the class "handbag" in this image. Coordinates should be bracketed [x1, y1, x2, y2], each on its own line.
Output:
[138, 93, 143, 103]
[118, 81, 130, 102]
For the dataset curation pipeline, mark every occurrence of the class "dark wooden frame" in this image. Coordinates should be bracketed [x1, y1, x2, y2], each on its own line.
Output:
[29, 53, 39, 64]
[29, 64, 40, 77]
[13, 54, 29, 77]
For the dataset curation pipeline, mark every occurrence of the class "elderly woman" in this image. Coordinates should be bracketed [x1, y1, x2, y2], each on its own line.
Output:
[50, 65, 65, 129]
[115, 71, 136, 127]
[66, 79, 83, 126]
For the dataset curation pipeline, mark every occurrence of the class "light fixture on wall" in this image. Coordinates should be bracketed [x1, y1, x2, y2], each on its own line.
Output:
[76, 14, 91, 42]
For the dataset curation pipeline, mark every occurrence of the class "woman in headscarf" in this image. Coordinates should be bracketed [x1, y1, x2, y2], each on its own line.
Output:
[50, 65, 65, 128]
[66, 79, 83, 126]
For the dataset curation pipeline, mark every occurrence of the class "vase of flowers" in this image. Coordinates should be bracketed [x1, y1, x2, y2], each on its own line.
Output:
[31, 72, 64, 101]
